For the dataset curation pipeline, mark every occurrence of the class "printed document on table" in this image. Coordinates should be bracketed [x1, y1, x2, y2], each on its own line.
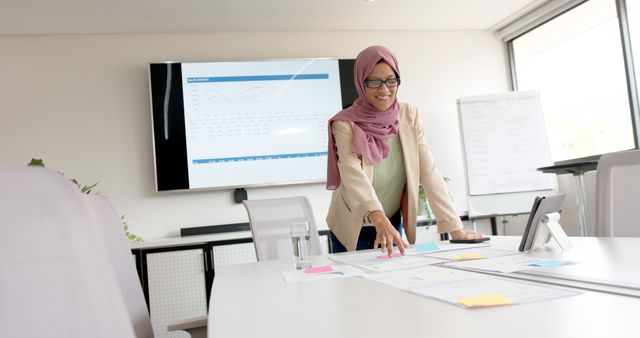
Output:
[330, 250, 446, 272]
[409, 277, 579, 308]
[281, 264, 365, 283]
[364, 265, 483, 290]
[443, 253, 572, 273]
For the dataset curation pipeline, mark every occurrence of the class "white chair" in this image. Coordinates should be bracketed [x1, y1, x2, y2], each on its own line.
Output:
[0, 167, 206, 338]
[0, 168, 136, 337]
[84, 188, 207, 338]
[595, 149, 640, 237]
[242, 196, 322, 261]
[82, 194, 154, 338]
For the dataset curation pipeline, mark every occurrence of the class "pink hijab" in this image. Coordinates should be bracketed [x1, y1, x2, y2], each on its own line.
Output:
[326, 45, 400, 190]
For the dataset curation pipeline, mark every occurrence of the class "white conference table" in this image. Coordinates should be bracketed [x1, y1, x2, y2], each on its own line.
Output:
[208, 236, 640, 338]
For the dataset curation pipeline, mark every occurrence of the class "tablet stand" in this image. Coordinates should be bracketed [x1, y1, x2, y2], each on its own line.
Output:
[530, 212, 572, 251]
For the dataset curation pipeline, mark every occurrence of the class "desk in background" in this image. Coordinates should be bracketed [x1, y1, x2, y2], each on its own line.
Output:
[208, 236, 640, 338]
[538, 156, 600, 236]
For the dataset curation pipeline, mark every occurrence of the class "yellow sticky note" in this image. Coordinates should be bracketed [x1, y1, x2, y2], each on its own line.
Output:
[452, 253, 485, 260]
[458, 293, 515, 308]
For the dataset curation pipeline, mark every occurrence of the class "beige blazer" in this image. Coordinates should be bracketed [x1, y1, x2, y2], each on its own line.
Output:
[326, 102, 463, 251]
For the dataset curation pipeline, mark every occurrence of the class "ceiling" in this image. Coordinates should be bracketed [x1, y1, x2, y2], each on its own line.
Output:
[0, 0, 547, 36]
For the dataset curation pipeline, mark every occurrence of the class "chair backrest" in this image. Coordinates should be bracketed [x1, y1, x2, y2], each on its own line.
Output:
[0, 168, 136, 338]
[242, 196, 322, 261]
[595, 149, 640, 237]
[82, 194, 154, 338]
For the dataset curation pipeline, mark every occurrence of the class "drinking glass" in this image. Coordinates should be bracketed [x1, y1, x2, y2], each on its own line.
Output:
[290, 221, 312, 269]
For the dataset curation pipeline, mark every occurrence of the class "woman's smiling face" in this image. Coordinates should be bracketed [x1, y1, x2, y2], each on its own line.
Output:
[364, 61, 398, 111]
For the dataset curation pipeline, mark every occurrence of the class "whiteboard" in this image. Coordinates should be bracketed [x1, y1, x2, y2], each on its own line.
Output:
[457, 91, 557, 217]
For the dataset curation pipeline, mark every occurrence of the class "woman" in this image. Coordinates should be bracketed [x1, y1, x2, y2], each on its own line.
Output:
[326, 45, 483, 256]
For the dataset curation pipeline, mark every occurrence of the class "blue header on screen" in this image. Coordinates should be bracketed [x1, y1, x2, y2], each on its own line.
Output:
[187, 74, 329, 83]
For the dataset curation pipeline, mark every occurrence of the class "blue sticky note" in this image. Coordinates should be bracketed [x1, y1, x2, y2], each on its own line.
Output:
[529, 260, 569, 267]
[415, 242, 440, 253]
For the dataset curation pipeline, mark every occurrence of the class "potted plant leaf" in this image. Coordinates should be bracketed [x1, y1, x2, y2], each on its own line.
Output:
[27, 158, 143, 242]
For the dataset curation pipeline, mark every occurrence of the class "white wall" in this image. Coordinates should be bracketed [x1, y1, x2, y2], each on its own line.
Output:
[0, 30, 514, 240]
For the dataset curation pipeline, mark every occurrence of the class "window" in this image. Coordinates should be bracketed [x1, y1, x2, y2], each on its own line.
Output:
[510, 0, 637, 162]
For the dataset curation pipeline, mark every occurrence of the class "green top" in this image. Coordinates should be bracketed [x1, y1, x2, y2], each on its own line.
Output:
[372, 136, 406, 217]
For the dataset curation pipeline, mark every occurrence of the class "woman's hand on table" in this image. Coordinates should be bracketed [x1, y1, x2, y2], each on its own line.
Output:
[369, 210, 410, 256]
[449, 229, 484, 240]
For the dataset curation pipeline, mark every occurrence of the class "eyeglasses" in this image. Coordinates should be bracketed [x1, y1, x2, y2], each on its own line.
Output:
[363, 78, 401, 88]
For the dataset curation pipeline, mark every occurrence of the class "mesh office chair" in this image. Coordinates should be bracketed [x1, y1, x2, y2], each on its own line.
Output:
[595, 149, 640, 237]
[243, 196, 322, 261]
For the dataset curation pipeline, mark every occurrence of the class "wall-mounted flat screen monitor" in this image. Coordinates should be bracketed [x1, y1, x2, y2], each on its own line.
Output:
[149, 58, 357, 192]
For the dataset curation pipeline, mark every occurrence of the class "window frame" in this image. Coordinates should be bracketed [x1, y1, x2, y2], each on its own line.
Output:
[506, 0, 640, 162]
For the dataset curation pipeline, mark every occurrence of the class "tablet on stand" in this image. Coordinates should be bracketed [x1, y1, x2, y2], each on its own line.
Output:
[518, 194, 572, 252]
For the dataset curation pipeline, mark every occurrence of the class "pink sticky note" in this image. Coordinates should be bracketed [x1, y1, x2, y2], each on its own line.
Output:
[377, 252, 403, 259]
[304, 265, 334, 274]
